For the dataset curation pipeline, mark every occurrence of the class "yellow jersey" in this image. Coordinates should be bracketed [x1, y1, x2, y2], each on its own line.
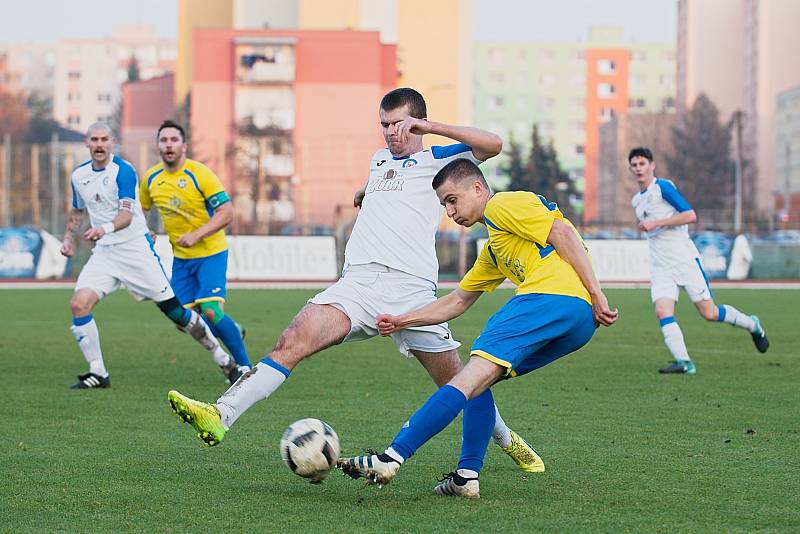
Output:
[459, 191, 591, 304]
[140, 159, 229, 259]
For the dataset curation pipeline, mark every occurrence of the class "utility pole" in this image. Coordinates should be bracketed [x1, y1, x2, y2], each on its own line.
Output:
[785, 141, 792, 227]
[733, 111, 743, 234]
[1, 134, 10, 227]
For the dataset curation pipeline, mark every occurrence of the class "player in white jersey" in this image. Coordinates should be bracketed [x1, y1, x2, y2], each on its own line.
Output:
[61, 123, 241, 389]
[167, 88, 544, 473]
[629, 147, 769, 375]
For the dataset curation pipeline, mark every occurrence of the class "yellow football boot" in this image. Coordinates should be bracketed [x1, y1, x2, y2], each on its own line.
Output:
[502, 430, 545, 473]
[168, 390, 226, 447]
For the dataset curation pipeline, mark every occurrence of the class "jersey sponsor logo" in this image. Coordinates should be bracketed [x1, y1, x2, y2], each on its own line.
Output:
[384, 169, 397, 180]
[82, 179, 91, 185]
[102, 176, 109, 186]
[443, 332, 450, 340]
[211, 287, 221, 294]
[376, 159, 386, 166]
[158, 180, 166, 186]
[402, 158, 418, 168]
[177, 178, 187, 189]
[160, 286, 169, 293]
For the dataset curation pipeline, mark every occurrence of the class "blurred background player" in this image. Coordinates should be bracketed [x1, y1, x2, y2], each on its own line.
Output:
[61, 122, 235, 389]
[141, 121, 252, 380]
[338, 158, 618, 497]
[629, 147, 769, 375]
[166, 88, 543, 473]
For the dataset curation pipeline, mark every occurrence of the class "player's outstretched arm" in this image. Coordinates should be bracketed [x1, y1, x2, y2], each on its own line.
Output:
[60, 208, 84, 257]
[376, 288, 482, 336]
[547, 220, 618, 327]
[398, 117, 502, 161]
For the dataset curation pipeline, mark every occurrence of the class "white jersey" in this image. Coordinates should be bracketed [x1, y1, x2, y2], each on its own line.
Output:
[632, 177, 700, 269]
[70, 155, 149, 245]
[344, 144, 481, 284]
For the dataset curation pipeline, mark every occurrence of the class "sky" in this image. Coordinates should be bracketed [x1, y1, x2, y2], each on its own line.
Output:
[474, 0, 676, 42]
[0, 0, 676, 44]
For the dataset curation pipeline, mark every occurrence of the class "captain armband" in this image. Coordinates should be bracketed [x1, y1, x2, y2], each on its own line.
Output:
[206, 191, 230, 210]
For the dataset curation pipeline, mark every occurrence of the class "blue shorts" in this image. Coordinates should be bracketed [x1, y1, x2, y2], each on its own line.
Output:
[171, 250, 229, 307]
[471, 293, 596, 378]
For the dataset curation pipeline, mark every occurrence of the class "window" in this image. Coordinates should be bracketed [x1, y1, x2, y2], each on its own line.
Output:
[539, 73, 555, 86]
[490, 96, 505, 109]
[97, 93, 112, 102]
[597, 59, 615, 74]
[68, 71, 80, 80]
[68, 115, 80, 127]
[662, 96, 676, 109]
[575, 145, 585, 155]
[68, 92, 80, 102]
[599, 107, 615, 122]
[597, 83, 615, 98]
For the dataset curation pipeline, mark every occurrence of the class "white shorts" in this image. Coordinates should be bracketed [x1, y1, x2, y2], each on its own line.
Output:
[75, 234, 175, 302]
[308, 263, 461, 357]
[650, 258, 713, 303]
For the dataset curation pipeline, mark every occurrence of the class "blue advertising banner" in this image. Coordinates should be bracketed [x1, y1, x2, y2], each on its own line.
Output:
[0, 228, 42, 278]
[0, 227, 70, 279]
[692, 232, 733, 279]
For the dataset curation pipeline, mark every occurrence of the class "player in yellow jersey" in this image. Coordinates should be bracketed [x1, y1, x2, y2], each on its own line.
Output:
[141, 121, 251, 381]
[338, 158, 618, 498]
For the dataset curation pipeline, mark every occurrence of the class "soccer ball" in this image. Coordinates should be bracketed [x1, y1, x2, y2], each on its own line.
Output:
[280, 418, 340, 483]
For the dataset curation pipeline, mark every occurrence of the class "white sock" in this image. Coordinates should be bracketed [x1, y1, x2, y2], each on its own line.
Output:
[216, 361, 287, 429]
[180, 310, 222, 352]
[661, 319, 691, 362]
[71, 318, 108, 377]
[492, 406, 513, 448]
[384, 447, 405, 464]
[213, 346, 231, 367]
[718, 304, 757, 332]
[456, 469, 479, 479]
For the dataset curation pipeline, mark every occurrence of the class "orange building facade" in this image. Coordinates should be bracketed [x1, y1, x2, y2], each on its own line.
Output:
[190, 28, 397, 232]
[584, 49, 630, 225]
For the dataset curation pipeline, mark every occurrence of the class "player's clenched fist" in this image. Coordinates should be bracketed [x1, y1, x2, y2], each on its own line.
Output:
[376, 314, 401, 336]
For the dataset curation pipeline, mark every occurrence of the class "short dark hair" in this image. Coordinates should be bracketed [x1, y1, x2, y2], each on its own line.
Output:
[157, 120, 186, 142]
[432, 158, 488, 190]
[380, 87, 427, 119]
[628, 146, 654, 163]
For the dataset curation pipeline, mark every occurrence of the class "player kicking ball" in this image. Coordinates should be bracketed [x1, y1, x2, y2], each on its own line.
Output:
[629, 147, 768, 375]
[61, 122, 237, 389]
[338, 158, 618, 497]
[165, 88, 543, 474]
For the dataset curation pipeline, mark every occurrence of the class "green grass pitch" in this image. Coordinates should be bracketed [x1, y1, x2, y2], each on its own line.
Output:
[2, 288, 798, 532]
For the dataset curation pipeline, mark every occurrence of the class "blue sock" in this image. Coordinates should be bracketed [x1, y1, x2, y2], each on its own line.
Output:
[208, 315, 252, 367]
[456, 389, 495, 473]
[390, 385, 467, 461]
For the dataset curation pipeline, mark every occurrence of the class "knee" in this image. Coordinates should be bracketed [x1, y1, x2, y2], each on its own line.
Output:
[199, 301, 224, 324]
[202, 307, 216, 323]
[70, 293, 93, 316]
[654, 306, 672, 320]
